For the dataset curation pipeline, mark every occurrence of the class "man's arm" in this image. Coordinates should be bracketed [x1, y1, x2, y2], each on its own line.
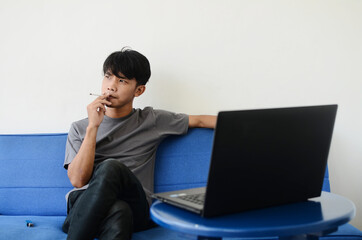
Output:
[67, 95, 111, 188]
[67, 126, 97, 188]
[189, 115, 217, 129]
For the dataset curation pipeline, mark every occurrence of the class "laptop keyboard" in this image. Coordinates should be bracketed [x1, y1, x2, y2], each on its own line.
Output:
[179, 193, 205, 205]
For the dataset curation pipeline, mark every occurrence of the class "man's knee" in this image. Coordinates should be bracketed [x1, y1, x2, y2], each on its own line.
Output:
[95, 159, 130, 179]
[98, 159, 128, 172]
[90, 159, 135, 195]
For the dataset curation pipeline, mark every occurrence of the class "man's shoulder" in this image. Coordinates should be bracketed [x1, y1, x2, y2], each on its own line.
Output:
[72, 117, 89, 126]
[138, 106, 154, 113]
[137, 106, 167, 118]
[70, 118, 89, 132]
[140, 106, 185, 116]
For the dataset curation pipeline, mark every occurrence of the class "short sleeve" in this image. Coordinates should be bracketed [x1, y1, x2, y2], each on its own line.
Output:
[63, 123, 83, 169]
[154, 109, 189, 137]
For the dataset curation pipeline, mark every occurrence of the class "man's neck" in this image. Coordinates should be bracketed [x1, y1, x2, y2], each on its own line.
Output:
[105, 105, 134, 119]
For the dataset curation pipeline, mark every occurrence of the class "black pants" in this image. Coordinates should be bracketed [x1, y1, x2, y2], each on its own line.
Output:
[62, 159, 151, 240]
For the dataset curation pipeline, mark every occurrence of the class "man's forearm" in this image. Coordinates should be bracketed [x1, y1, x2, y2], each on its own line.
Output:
[189, 115, 217, 129]
[67, 126, 98, 188]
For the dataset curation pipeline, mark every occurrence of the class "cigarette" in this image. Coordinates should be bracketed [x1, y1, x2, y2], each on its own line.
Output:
[90, 93, 102, 96]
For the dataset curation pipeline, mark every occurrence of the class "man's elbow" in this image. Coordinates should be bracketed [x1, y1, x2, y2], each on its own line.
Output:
[70, 179, 86, 188]
[68, 171, 88, 188]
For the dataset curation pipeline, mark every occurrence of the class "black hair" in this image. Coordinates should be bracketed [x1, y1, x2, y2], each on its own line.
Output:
[103, 47, 151, 85]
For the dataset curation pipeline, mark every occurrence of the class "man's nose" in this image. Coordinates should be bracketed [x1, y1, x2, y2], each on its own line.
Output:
[107, 86, 115, 92]
[107, 78, 117, 92]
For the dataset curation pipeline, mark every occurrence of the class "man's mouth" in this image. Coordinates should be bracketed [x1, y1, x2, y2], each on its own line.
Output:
[106, 95, 117, 101]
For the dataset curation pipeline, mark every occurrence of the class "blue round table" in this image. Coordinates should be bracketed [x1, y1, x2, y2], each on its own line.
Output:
[150, 192, 356, 240]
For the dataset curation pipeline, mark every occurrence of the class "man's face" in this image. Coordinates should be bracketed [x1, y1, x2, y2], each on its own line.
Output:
[101, 70, 144, 108]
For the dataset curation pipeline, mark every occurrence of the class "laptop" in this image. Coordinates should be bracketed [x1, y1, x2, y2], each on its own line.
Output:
[152, 105, 338, 217]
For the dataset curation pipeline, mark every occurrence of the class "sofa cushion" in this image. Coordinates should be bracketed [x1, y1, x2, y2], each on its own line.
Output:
[0, 215, 67, 240]
[0, 217, 359, 240]
[0, 134, 73, 216]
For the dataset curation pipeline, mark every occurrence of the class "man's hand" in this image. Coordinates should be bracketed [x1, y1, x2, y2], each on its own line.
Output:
[87, 94, 112, 128]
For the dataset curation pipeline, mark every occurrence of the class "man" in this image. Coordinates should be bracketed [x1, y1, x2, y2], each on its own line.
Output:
[62, 48, 216, 240]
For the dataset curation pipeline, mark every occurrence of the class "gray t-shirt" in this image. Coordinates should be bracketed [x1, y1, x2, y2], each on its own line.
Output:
[64, 107, 189, 204]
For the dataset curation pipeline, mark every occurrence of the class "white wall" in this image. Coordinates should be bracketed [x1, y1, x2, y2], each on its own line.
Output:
[1, 0, 361, 229]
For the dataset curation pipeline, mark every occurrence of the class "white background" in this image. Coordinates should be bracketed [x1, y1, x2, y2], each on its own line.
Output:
[0, 0, 361, 229]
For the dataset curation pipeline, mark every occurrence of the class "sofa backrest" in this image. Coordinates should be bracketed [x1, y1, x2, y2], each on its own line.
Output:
[154, 128, 331, 193]
[0, 129, 330, 216]
[154, 128, 214, 193]
[0, 134, 73, 216]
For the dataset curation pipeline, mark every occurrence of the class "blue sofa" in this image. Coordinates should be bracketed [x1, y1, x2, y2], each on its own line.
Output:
[0, 128, 361, 239]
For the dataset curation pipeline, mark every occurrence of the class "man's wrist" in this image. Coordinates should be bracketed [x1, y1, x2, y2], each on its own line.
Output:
[86, 125, 99, 136]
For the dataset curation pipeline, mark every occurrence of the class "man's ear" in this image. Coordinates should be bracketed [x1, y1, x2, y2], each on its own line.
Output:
[134, 85, 146, 97]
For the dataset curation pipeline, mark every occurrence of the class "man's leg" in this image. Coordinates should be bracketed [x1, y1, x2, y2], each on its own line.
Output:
[62, 189, 85, 235]
[63, 159, 150, 240]
[97, 200, 133, 240]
